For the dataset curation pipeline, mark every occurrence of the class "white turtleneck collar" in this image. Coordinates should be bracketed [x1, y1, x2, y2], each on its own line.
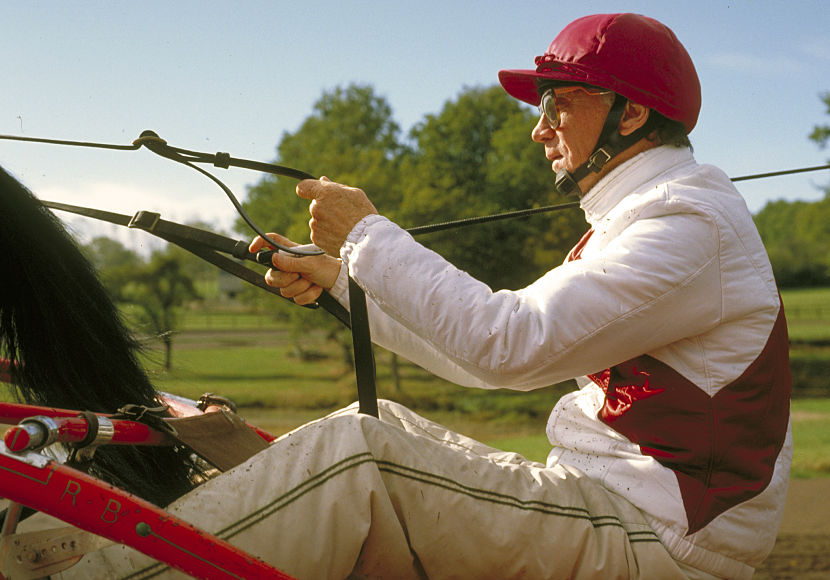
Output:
[579, 146, 696, 226]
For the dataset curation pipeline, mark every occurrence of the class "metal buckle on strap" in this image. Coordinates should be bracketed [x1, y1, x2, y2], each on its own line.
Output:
[115, 404, 178, 437]
[196, 393, 238, 414]
[128, 210, 161, 232]
[586, 147, 613, 173]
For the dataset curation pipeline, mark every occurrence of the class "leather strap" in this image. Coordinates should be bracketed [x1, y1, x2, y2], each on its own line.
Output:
[43, 201, 379, 413]
[43, 201, 351, 328]
[349, 277, 378, 417]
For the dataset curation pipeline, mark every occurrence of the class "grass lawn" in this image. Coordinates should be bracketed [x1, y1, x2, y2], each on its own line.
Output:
[782, 287, 830, 342]
[789, 398, 830, 478]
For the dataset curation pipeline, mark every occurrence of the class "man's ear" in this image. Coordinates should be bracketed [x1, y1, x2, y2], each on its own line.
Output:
[619, 101, 650, 136]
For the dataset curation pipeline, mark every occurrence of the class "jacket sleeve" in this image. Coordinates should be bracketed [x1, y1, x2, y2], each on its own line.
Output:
[338, 211, 722, 391]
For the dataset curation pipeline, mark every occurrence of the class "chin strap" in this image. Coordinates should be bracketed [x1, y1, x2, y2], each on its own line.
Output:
[553, 95, 654, 197]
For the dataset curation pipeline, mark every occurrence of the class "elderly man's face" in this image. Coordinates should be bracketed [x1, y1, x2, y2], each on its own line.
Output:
[531, 87, 614, 191]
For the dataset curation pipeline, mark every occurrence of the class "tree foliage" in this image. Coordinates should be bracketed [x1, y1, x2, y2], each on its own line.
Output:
[83, 237, 201, 369]
[753, 91, 830, 288]
[242, 84, 404, 246]
[240, 84, 407, 359]
[83, 236, 144, 297]
[399, 85, 586, 289]
[808, 92, 830, 150]
[120, 252, 200, 369]
[754, 198, 830, 287]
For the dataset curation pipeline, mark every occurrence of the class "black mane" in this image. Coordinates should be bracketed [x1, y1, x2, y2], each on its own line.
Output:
[0, 165, 201, 505]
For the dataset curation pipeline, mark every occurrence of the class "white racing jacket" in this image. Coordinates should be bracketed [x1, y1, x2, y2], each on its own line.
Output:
[330, 146, 792, 579]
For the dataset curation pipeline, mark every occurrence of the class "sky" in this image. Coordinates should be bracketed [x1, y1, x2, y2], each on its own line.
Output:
[1, 0, 828, 253]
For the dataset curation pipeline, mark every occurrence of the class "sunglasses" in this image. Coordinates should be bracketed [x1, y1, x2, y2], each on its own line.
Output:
[538, 86, 614, 130]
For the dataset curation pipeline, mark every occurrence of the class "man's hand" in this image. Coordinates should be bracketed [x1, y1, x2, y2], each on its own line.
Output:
[296, 177, 378, 255]
[249, 233, 342, 305]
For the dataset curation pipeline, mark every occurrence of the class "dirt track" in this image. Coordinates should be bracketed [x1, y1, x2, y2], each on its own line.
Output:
[755, 477, 830, 579]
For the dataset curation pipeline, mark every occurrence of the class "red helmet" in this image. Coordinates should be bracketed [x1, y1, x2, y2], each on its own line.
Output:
[499, 13, 701, 133]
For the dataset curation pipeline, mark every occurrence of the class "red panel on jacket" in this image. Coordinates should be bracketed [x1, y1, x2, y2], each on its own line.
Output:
[588, 308, 791, 533]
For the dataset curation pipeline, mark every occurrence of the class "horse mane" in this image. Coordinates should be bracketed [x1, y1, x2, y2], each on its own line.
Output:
[0, 165, 203, 506]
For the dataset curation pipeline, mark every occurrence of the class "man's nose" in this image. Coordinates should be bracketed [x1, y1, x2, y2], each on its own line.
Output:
[531, 114, 554, 143]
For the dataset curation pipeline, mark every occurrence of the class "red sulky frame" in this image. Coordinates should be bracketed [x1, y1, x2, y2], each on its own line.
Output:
[0, 397, 296, 579]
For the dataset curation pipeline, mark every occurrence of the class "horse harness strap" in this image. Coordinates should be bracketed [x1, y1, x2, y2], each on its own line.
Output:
[43, 200, 350, 327]
[43, 200, 379, 417]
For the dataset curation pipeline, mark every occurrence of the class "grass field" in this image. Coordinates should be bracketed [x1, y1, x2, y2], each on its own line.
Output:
[781, 287, 830, 342]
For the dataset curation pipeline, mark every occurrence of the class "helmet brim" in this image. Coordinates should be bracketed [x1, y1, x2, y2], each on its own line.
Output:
[498, 68, 599, 107]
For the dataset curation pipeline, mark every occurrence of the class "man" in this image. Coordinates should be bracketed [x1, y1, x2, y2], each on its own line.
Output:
[65, 13, 790, 580]
[255, 12, 791, 578]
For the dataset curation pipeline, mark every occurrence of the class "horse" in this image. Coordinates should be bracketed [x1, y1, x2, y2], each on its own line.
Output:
[0, 164, 204, 506]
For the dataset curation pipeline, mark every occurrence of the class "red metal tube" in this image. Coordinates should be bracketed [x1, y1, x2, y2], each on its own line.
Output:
[0, 402, 87, 425]
[3, 415, 173, 453]
[0, 451, 295, 579]
[1, 402, 276, 446]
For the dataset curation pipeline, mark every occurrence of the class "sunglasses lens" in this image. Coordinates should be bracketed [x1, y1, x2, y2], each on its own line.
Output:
[539, 91, 559, 129]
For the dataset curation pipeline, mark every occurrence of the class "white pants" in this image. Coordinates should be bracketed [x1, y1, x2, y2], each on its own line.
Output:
[59, 400, 687, 579]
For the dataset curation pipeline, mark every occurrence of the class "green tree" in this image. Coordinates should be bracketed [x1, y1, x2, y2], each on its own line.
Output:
[808, 91, 830, 204]
[82, 236, 144, 298]
[242, 84, 404, 245]
[240, 84, 404, 366]
[808, 92, 830, 152]
[120, 252, 200, 370]
[399, 85, 586, 290]
[82, 237, 202, 368]
[754, 199, 830, 286]
[160, 221, 231, 302]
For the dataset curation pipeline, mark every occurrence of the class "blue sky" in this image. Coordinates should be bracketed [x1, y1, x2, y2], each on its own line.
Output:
[1, 1, 828, 251]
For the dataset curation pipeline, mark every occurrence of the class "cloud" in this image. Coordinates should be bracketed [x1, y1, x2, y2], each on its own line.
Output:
[706, 52, 806, 76]
[37, 180, 239, 256]
[708, 33, 830, 77]
[38, 180, 235, 228]
[798, 36, 830, 62]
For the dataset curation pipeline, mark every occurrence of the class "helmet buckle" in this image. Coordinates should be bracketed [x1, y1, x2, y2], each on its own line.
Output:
[586, 148, 613, 173]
